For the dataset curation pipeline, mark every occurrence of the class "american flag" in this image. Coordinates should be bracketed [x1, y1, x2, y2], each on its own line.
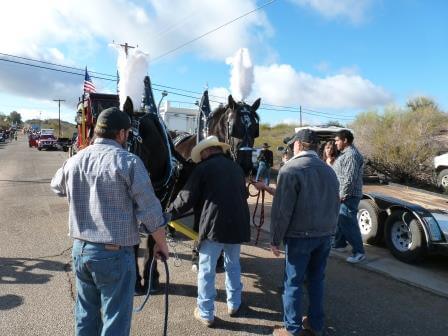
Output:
[83, 68, 96, 93]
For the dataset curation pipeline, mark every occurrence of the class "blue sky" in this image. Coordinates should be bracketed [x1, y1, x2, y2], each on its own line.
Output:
[0, 0, 446, 126]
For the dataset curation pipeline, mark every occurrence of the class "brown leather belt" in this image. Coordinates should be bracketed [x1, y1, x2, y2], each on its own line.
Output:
[104, 244, 121, 251]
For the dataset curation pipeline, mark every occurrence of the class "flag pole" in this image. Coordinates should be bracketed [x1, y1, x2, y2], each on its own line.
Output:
[81, 67, 87, 148]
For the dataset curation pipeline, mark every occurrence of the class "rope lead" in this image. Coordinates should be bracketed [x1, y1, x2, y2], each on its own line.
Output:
[134, 256, 169, 336]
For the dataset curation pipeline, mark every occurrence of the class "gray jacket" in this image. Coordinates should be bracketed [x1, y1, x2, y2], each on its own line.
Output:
[270, 151, 340, 246]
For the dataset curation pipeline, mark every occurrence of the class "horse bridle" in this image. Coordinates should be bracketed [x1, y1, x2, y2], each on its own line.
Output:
[225, 104, 257, 159]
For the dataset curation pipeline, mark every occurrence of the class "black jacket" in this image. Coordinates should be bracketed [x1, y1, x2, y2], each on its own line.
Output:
[168, 153, 250, 244]
[257, 149, 274, 167]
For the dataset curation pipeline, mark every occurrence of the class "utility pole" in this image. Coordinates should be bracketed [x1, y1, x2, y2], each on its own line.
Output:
[53, 99, 65, 137]
[299, 105, 302, 127]
[111, 40, 137, 57]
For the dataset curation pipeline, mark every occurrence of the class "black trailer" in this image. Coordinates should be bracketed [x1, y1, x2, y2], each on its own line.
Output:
[358, 185, 448, 263]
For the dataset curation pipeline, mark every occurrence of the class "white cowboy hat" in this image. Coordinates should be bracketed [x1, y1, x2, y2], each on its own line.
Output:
[191, 135, 230, 163]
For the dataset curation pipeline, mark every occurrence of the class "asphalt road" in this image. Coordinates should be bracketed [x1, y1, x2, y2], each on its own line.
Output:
[1, 135, 447, 336]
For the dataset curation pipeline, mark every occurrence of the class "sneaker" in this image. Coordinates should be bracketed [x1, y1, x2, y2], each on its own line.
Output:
[228, 305, 240, 317]
[194, 307, 214, 327]
[346, 253, 366, 264]
[191, 264, 198, 273]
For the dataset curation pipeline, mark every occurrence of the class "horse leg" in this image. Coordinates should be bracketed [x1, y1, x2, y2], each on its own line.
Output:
[134, 244, 144, 294]
[142, 236, 160, 292]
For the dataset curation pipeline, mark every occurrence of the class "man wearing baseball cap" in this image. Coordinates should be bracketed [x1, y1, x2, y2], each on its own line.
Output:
[268, 128, 340, 336]
[51, 107, 169, 336]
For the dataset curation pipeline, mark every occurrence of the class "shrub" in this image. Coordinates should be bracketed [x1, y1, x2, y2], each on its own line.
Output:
[351, 97, 448, 186]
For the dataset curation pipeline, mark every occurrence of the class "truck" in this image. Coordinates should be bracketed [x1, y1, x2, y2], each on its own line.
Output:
[433, 152, 448, 188]
[37, 129, 57, 151]
[295, 126, 448, 263]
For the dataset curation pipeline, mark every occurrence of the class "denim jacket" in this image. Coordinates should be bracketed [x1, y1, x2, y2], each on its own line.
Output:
[270, 151, 340, 246]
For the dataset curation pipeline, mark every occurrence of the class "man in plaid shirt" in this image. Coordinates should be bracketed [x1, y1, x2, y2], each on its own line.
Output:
[51, 107, 169, 336]
[332, 129, 366, 264]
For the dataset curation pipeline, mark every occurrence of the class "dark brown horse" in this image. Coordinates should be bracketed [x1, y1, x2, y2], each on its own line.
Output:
[123, 77, 193, 293]
[171, 94, 261, 175]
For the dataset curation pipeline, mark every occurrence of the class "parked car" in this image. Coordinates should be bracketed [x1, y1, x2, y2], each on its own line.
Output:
[55, 137, 72, 152]
[37, 134, 57, 151]
[0, 132, 5, 143]
[434, 152, 448, 188]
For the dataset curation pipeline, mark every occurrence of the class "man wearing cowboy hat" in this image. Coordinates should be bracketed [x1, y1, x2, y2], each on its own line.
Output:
[168, 135, 250, 327]
[256, 142, 274, 185]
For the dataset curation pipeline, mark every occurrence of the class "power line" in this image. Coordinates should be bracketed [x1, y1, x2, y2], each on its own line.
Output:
[151, 0, 278, 62]
[0, 52, 115, 78]
[0, 53, 354, 120]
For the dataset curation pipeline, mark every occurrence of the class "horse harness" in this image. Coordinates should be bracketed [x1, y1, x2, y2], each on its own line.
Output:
[127, 112, 179, 208]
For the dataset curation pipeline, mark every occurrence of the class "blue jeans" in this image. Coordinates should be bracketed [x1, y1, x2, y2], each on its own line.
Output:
[197, 240, 243, 320]
[283, 236, 331, 335]
[256, 161, 271, 185]
[334, 196, 365, 254]
[72, 239, 136, 336]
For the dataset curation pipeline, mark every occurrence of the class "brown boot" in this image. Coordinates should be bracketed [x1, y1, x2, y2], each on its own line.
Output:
[272, 326, 293, 336]
[301, 316, 323, 336]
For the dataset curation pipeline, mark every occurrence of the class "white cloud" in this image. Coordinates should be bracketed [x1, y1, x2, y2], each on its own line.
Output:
[0, 0, 273, 110]
[252, 63, 392, 110]
[0, 0, 272, 61]
[290, 0, 373, 24]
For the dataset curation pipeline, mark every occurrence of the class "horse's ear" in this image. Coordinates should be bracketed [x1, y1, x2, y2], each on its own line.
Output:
[228, 95, 236, 109]
[251, 98, 261, 111]
[123, 97, 134, 117]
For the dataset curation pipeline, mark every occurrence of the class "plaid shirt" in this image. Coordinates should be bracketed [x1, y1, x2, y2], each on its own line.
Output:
[333, 144, 364, 199]
[51, 138, 166, 246]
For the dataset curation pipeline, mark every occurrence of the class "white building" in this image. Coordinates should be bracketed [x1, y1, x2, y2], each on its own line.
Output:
[159, 101, 198, 133]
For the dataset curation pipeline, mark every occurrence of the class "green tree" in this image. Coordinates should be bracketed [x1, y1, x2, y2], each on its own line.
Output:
[0, 113, 10, 129]
[351, 97, 448, 185]
[9, 111, 22, 125]
[323, 120, 344, 127]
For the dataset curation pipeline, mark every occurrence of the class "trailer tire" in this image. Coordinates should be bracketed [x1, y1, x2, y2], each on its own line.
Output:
[437, 169, 448, 188]
[357, 199, 384, 244]
[384, 210, 427, 263]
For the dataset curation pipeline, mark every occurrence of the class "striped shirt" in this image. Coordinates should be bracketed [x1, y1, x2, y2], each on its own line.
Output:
[50, 138, 166, 246]
[333, 144, 364, 199]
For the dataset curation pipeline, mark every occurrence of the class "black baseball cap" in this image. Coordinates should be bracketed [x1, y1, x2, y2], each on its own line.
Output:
[287, 129, 318, 145]
[95, 107, 131, 132]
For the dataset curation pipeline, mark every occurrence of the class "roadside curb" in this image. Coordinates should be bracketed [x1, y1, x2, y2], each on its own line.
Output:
[330, 250, 448, 299]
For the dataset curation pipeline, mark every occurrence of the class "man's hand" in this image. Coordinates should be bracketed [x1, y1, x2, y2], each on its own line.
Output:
[153, 242, 169, 261]
[151, 227, 170, 261]
[253, 181, 266, 191]
[270, 244, 281, 257]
